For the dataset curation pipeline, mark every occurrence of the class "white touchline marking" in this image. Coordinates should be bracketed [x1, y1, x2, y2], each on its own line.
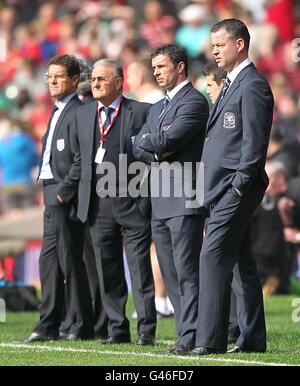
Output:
[0, 343, 299, 367]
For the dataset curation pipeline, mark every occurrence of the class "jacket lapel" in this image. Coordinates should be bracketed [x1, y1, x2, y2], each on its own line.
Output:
[206, 63, 254, 132]
[85, 100, 98, 162]
[119, 97, 133, 153]
[51, 95, 78, 150]
[159, 82, 193, 127]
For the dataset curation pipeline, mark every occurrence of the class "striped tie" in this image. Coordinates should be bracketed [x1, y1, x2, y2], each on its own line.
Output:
[217, 77, 231, 109]
[160, 95, 170, 116]
[101, 107, 114, 129]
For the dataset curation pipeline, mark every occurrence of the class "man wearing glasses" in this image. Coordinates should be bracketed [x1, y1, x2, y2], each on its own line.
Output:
[58, 59, 156, 345]
[20, 55, 94, 342]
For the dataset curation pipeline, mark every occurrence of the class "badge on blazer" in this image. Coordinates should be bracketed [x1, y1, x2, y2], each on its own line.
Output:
[57, 139, 65, 151]
[223, 112, 236, 128]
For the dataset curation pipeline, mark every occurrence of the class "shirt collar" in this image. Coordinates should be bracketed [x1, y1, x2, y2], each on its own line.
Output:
[167, 79, 190, 100]
[227, 58, 251, 86]
[98, 95, 122, 111]
[55, 92, 76, 110]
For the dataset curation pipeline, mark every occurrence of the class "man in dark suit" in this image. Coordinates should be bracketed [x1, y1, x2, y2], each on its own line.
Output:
[202, 60, 240, 344]
[134, 44, 209, 354]
[59, 60, 108, 340]
[58, 59, 156, 345]
[191, 19, 274, 355]
[20, 55, 94, 342]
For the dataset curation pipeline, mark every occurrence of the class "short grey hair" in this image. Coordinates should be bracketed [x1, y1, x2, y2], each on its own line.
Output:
[93, 58, 124, 79]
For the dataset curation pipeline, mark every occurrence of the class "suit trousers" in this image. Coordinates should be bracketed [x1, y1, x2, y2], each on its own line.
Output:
[196, 184, 266, 352]
[89, 197, 156, 339]
[59, 226, 108, 338]
[151, 215, 204, 346]
[35, 203, 94, 338]
[83, 226, 108, 338]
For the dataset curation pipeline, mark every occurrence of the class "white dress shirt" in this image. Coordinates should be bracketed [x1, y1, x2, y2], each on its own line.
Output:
[167, 79, 190, 100]
[39, 93, 76, 180]
[227, 58, 252, 89]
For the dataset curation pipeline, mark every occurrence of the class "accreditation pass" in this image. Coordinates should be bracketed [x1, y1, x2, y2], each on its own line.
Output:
[95, 144, 106, 164]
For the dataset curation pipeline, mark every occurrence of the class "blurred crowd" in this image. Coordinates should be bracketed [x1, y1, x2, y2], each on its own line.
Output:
[0, 0, 300, 294]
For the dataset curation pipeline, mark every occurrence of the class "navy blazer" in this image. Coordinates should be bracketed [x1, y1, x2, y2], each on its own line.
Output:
[59, 97, 151, 223]
[201, 63, 274, 206]
[38, 95, 81, 205]
[133, 82, 209, 219]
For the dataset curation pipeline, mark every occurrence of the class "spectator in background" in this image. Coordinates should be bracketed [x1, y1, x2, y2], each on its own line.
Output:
[266, 0, 295, 42]
[176, 4, 211, 61]
[252, 160, 288, 297]
[0, 115, 38, 213]
[202, 59, 226, 104]
[140, 0, 177, 48]
[127, 54, 164, 103]
[0, 112, 38, 284]
[278, 173, 300, 289]
[276, 89, 300, 142]
[267, 124, 300, 179]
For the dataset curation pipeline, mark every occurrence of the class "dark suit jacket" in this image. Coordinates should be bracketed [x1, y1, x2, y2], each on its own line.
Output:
[58, 97, 151, 223]
[133, 82, 209, 219]
[202, 63, 274, 206]
[38, 95, 81, 205]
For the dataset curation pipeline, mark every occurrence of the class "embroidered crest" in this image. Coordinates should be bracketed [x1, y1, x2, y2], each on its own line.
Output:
[57, 139, 65, 151]
[223, 112, 236, 129]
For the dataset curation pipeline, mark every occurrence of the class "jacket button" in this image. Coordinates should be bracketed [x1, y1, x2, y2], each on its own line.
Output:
[205, 137, 210, 142]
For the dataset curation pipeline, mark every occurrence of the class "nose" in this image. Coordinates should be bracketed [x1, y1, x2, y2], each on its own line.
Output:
[153, 67, 160, 77]
[212, 46, 219, 56]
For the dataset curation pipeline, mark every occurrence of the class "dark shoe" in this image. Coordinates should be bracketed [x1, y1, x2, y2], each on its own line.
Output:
[15, 332, 58, 343]
[227, 345, 266, 354]
[191, 346, 225, 355]
[102, 335, 131, 344]
[137, 333, 155, 346]
[173, 344, 193, 355]
[159, 340, 180, 354]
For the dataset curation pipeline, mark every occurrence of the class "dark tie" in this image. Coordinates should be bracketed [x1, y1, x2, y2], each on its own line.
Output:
[101, 106, 114, 129]
[50, 105, 59, 120]
[217, 77, 231, 109]
[47, 105, 59, 130]
[160, 95, 170, 116]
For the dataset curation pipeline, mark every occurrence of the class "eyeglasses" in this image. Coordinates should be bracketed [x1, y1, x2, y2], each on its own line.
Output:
[44, 73, 69, 83]
[89, 76, 120, 84]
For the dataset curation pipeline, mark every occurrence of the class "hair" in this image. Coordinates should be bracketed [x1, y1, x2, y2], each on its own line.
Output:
[202, 61, 227, 85]
[211, 18, 250, 51]
[77, 58, 92, 96]
[48, 54, 80, 77]
[132, 54, 156, 83]
[93, 58, 124, 79]
[151, 44, 188, 76]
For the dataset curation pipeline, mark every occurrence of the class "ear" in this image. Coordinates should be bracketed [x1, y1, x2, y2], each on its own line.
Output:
[72, 74, 80, 87]
[116, 77, 124, 91]
[177, 61, 185, 74]
[236, 38, 245, 53]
